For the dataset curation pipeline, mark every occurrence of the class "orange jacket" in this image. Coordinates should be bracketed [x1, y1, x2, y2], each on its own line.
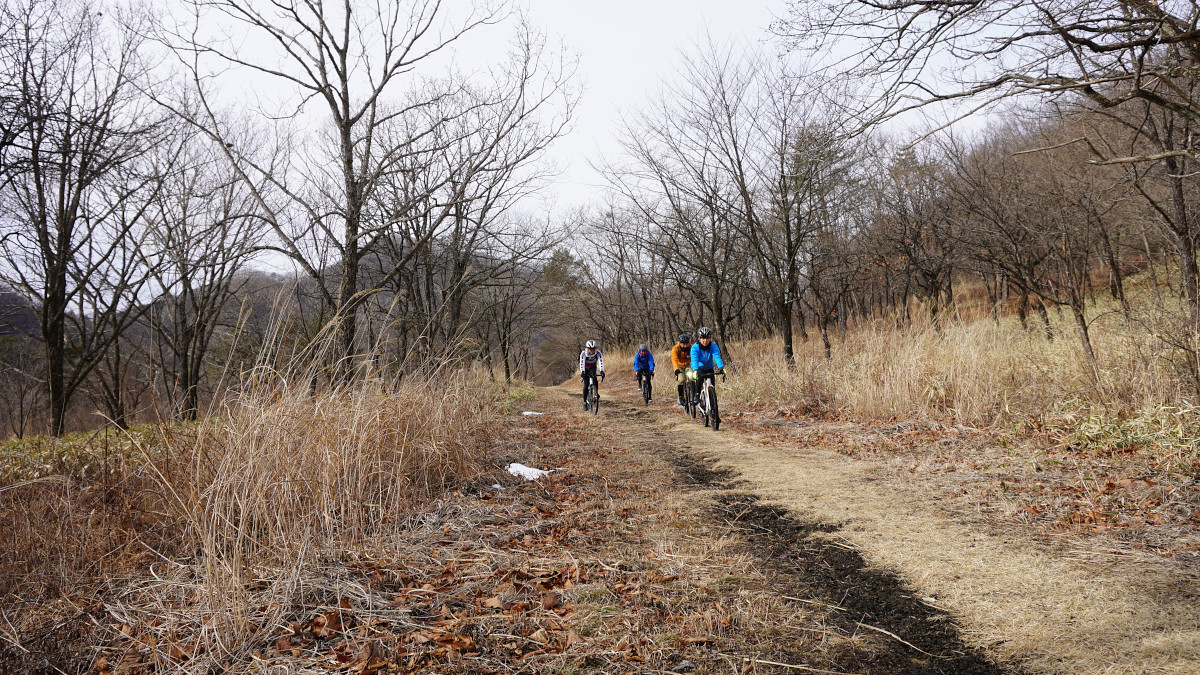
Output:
[671, 342, 691, 371]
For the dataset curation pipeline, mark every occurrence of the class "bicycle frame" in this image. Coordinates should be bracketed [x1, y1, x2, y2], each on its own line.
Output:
[583, 371, 600, 414]
[638, 370, 652, 404]
[698, 378, 714, 416]
[694, 371, 720, 430]
[683, 370, 698, 417]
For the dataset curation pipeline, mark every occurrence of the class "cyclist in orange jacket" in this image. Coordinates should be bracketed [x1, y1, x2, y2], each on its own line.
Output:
[670, 334, 693, 406]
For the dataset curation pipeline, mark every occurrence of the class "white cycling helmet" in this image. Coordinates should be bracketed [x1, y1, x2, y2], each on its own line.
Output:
[585, 340, 597, 349]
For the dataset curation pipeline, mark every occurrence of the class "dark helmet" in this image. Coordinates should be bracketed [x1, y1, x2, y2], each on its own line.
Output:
[585, 339, 597, 349]
[678, 333, 691, 343]
[696, 326, 713, 339]
[638, 343, 648, 352]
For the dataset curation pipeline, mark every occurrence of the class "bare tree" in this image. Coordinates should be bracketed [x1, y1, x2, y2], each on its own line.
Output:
[778, 1, 1200, 130]
[139, 127, 262, 420]
[606, 65, 749, 349]
[0, 0, 166, 434]
[779, 0, 1200, 314]
[870, 145, 959, 328]
[158, 1, 574, 379]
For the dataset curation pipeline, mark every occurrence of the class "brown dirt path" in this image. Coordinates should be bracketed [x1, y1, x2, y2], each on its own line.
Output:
[566, 375, 1200, 675]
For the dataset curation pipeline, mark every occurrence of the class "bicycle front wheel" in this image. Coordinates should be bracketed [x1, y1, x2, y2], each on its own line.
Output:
[708, 386, 720, 431]
[589, 382, 599, 415]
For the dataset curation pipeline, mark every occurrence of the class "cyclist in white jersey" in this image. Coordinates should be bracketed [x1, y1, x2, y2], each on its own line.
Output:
[579, 340, 605, 410]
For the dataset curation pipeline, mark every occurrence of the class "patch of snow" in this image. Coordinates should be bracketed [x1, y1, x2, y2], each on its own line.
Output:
[491, 484, 505, 490]
[520, 411, 544, 416]
[506, 462, 553, 480]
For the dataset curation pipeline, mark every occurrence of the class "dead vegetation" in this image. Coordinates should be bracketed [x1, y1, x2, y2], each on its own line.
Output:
[64, 383, 1008, 675]
[4, 356, 1197, 674]
[0, 372, 497, 673]
[730, 407, 1200, 567]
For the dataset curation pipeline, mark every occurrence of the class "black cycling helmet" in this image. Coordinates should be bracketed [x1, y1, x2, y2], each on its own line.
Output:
[638, 343, 648, 352]
[696, 326, 713, 339]
[678, 333, 691, 343]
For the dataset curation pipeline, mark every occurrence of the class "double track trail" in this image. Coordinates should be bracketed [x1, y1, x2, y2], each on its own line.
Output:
[557, 376, 1200, 674]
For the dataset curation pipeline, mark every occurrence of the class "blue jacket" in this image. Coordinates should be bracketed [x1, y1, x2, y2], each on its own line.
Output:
[690, 341, 724, 371]
[634, 350, 655, 372]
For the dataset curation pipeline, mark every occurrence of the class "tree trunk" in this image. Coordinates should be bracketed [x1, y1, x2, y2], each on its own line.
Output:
[1165, 155, 1199, 314]
[45, 293, 67, 437]
[1179, 236, 1199, 323]
[713, 285, 731, 366]
[1098, 226, 1125, 302]
[1036, 298, 1053, 341]
[818, 314, 832, 360]
[336, 235, 360, 382]
[1070, 302, 1100, 384]
[779, 297, 794, 366]
[501, 334, 512, 382]
[982, 272, 999, 326]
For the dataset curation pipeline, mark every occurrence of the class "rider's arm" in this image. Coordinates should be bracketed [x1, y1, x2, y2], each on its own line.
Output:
[689, 343, 701, 371]
[598, 352, 605, 374]
[713, 343, 725, 370]
[579, 350, 585, 374]
[648, 353, 655, 372]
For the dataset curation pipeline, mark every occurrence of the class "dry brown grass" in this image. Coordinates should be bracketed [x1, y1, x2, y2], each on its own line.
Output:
[89, 383, 920, 675]
[126, 372, 494, 655]
[0, 365, 504, 672]
[724, 308, 1200, 453]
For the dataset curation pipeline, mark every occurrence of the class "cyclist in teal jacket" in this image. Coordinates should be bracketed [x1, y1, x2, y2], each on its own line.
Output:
[689, 326, 725, 418]
[689, 326, 725, 373]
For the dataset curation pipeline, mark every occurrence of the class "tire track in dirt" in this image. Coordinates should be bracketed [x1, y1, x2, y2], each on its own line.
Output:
[558, 383, 1012, 675]
[555, 381, 1200, 674]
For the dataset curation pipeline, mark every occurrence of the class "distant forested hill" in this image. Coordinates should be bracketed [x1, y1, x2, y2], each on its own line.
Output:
[0, 291, 38, 338]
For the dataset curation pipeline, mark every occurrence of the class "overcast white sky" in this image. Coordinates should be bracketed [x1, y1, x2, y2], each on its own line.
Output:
[510, 0, 784, 210]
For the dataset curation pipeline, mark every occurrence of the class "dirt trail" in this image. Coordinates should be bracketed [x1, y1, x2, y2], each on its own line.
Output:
[561, 378, 1200, 675]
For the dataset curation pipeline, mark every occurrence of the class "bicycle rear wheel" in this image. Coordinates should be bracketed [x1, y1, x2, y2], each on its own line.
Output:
[686, 381, 697, 418]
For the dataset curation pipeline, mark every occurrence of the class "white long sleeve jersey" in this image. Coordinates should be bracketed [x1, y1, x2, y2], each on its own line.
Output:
[579, 349, 604, 374]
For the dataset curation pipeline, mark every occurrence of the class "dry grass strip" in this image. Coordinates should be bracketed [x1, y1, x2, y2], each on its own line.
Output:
[649, 406, 1200, 675]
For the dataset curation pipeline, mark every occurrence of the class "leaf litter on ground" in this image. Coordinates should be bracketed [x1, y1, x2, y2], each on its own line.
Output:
[88, 399, 889, 675]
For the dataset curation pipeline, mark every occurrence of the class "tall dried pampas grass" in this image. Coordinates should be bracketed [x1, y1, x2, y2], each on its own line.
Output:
[114, 366, 496, 659]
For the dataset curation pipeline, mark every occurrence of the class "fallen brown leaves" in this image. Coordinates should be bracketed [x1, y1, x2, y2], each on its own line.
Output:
[85, 398, 865, 674]
[734, 409, 1200, 569]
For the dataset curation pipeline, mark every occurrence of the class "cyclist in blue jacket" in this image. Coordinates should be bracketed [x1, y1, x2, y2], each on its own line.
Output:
[689, 326, 725, 409]
[633, 343, 655, 402]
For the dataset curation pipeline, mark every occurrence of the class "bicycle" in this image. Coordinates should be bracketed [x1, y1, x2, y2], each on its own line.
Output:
[637, 370, 653, 405]
[694, 369, 723, 431]
[584, 372, 601, 415]
[683, 370, 698, 418]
